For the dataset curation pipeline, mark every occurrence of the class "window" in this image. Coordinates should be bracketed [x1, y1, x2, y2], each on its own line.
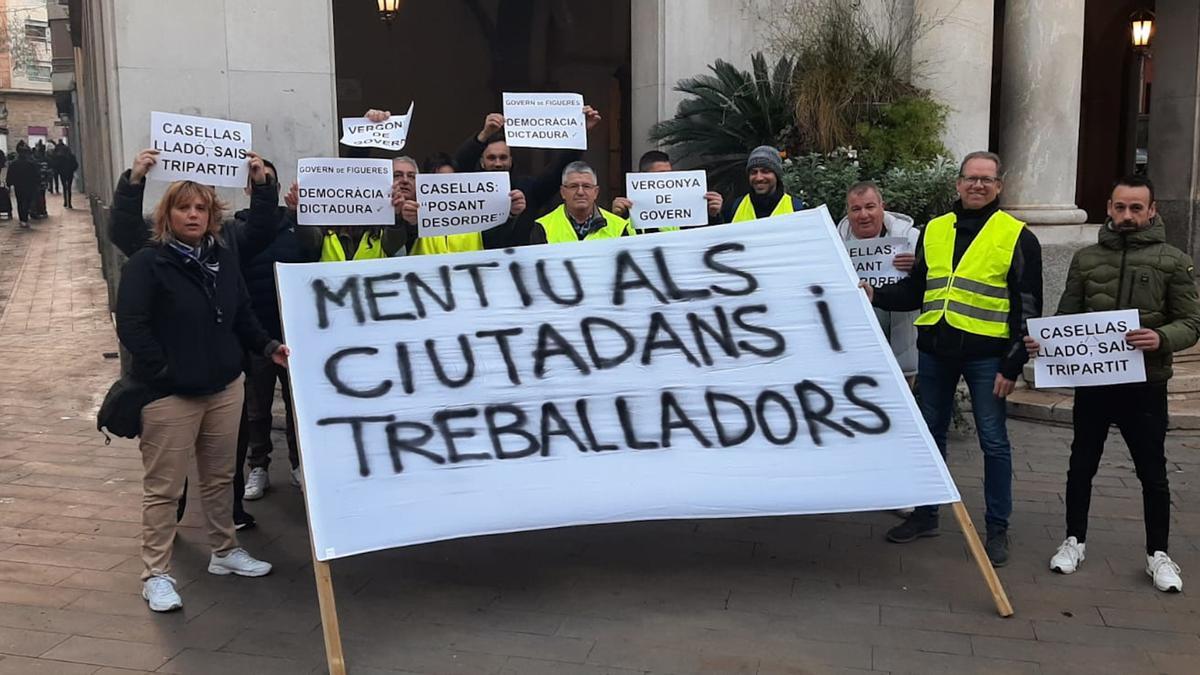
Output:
[25, 62, 51, 82]
[24, 19, 48, 42]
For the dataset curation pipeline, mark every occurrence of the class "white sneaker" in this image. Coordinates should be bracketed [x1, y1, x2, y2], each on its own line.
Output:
[142, 574, 182, 612]
[1050, 536, 1086, 574]
[208, 548, 272, 577]
[1146, 551, 1183, 593]
[289, 466, 303, 489]
[243, 467, 269, 500]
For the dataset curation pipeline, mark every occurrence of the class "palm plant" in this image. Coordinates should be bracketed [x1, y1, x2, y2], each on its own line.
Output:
[649, 53, 795, 196]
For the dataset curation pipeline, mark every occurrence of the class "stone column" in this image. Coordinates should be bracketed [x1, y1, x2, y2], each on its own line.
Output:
[1147, 0, 1200, 257]
[998, 0, 1088, 225]
[911, 0, 994, 162]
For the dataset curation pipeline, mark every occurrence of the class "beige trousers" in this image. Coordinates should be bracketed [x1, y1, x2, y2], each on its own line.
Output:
[139, 375, 243, 580]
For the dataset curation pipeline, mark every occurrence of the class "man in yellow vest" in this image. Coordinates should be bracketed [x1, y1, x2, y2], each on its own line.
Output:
[288, 156, 411, 261]
[610, 150, 724, 232]
[862, 151, 1043, 567]
[397, 159, 528, 255]
[530, 161, 635, 244]
[720, 145, 803, 223]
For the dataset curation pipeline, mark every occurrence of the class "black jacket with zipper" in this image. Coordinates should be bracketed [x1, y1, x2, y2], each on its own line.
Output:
[116, 241, 277, 397]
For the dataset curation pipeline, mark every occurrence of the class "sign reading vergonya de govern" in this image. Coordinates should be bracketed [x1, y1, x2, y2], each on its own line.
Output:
[416, 171, 511, 237]
[1028, 310, 1146, 387]
[277, 209, 959, 560]
[340, 102, 414, 151]
[296, 158, 393, 227]
[148, 111, 251, 188]
[502, 92, 586, 150]
[625, 170, 708, 230]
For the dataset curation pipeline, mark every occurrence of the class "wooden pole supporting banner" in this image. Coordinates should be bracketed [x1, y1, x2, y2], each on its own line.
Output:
[951, 501, 1014, 617]
[312, 554, 347, 675]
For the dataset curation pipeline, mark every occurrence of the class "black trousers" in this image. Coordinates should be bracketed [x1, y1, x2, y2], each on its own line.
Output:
[59, 173, 74, 207]
[13, 187, 33, 222]
[1066, 381, 1170, 554]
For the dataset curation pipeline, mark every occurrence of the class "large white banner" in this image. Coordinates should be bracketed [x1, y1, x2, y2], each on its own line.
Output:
[148, 111, 251, 188]
[296, 158, 394, 227]
[415, 171, 511, 237]
[625, 170, 708, 231]
[1028, 310, 1146, 387]
[278, 209, 959, 560]
[502, 92, 586, 150]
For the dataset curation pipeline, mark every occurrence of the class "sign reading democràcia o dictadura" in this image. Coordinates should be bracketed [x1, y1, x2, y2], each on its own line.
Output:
[276, 207, 959, 561]
[1028, 309, 1146, 388]
[148, 111, 252, 188]
[502, 92, 586, 150]
[296, 158, 394, 227]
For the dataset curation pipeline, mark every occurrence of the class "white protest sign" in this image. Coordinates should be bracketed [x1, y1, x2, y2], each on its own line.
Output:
[502, 92, 586, 150]
[340, 102, 414, 151]
[296, 158, 393, 227]
[625, 170, 709, 230]
[148, 111, 251, 188]
[1028, 310, 1146, 388]
[277, 208, 959, 561]
[846, 237, 911, 286]
[415, 171, 511, 238]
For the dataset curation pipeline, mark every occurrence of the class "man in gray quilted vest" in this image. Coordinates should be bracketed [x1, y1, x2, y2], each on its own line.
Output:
[1024, 175, 1200, 593]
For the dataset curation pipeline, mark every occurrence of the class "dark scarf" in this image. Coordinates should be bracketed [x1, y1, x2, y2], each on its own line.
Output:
[167, 235, 221, 299]
[749, 185, 786, 219]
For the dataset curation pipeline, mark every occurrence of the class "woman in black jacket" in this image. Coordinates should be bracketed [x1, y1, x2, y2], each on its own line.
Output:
[115, 170, 289, 613]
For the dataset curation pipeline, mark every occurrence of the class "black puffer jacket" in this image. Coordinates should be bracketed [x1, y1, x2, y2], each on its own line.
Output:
[116, 242, 277, 396]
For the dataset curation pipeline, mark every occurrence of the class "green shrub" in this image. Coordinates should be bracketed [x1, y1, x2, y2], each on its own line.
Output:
[781, 151, 957, 225]
[856, 97, 950, 175]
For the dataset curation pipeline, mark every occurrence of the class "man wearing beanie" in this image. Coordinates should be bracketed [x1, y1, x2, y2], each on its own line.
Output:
[721, 145, 804, 223]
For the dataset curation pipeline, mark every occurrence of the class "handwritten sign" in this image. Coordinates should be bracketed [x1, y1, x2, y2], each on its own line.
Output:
[1028, 310, 1146, 387]
[625, 170, 708, 231]
[277, 208, 958, 560]
[148, 111, 251, 188]
[296, 158, 393, 227]
[415, 171, 511, 238]
[845, 237, 911, 286]
[502, 92, 586, 150]
[340, 102, 414, 151]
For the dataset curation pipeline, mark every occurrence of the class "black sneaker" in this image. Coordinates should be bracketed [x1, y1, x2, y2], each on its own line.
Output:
[886, 510, 939, 543]
[234, 510, 256, 531]
[985, 524, 1009, 567]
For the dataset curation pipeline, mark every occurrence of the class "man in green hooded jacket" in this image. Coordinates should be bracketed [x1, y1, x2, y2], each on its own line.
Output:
[1025, 175, 1200, 593]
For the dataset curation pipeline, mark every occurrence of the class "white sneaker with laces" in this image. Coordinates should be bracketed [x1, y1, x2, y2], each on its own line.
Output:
[142, 574, 182, 612]
[1146, 551, 1183, 592]
[208, 548, 272, 577]
[243, 467, 269, 500]
[1050, 536, 1086, 574]
[290, 466, 303, 489]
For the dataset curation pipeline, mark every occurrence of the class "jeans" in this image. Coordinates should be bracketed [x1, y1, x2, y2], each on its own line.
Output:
[914, 352, 1013, 528]
[1067, 382, 1170, 554]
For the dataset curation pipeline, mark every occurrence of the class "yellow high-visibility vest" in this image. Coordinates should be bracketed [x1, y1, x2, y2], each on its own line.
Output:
[319, 231, 387, 262]
[410, 232, 484, 256]
[731, 193, 794, 222]
[914, 210, 1025, 338]
[537, 205, 634, 243]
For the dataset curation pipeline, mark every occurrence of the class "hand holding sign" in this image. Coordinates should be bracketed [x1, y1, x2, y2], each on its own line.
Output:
[893, 252, 915, 273]
[129, 148, 160, 185]
[477, 112, 505, 142]
[247, 151, 269, 186]
[296, 158, 394, 227]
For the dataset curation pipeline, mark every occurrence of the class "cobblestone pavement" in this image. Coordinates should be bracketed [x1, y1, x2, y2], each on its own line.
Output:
[0, 201, 1198, 674]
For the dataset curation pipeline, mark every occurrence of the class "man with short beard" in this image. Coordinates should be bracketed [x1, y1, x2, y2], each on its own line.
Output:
[720, 146, 803, 222]
[1025, 175, 1200, 593]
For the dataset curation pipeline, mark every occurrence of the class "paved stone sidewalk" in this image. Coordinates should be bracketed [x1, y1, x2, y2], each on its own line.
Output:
[0, 201, 1198, 674]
